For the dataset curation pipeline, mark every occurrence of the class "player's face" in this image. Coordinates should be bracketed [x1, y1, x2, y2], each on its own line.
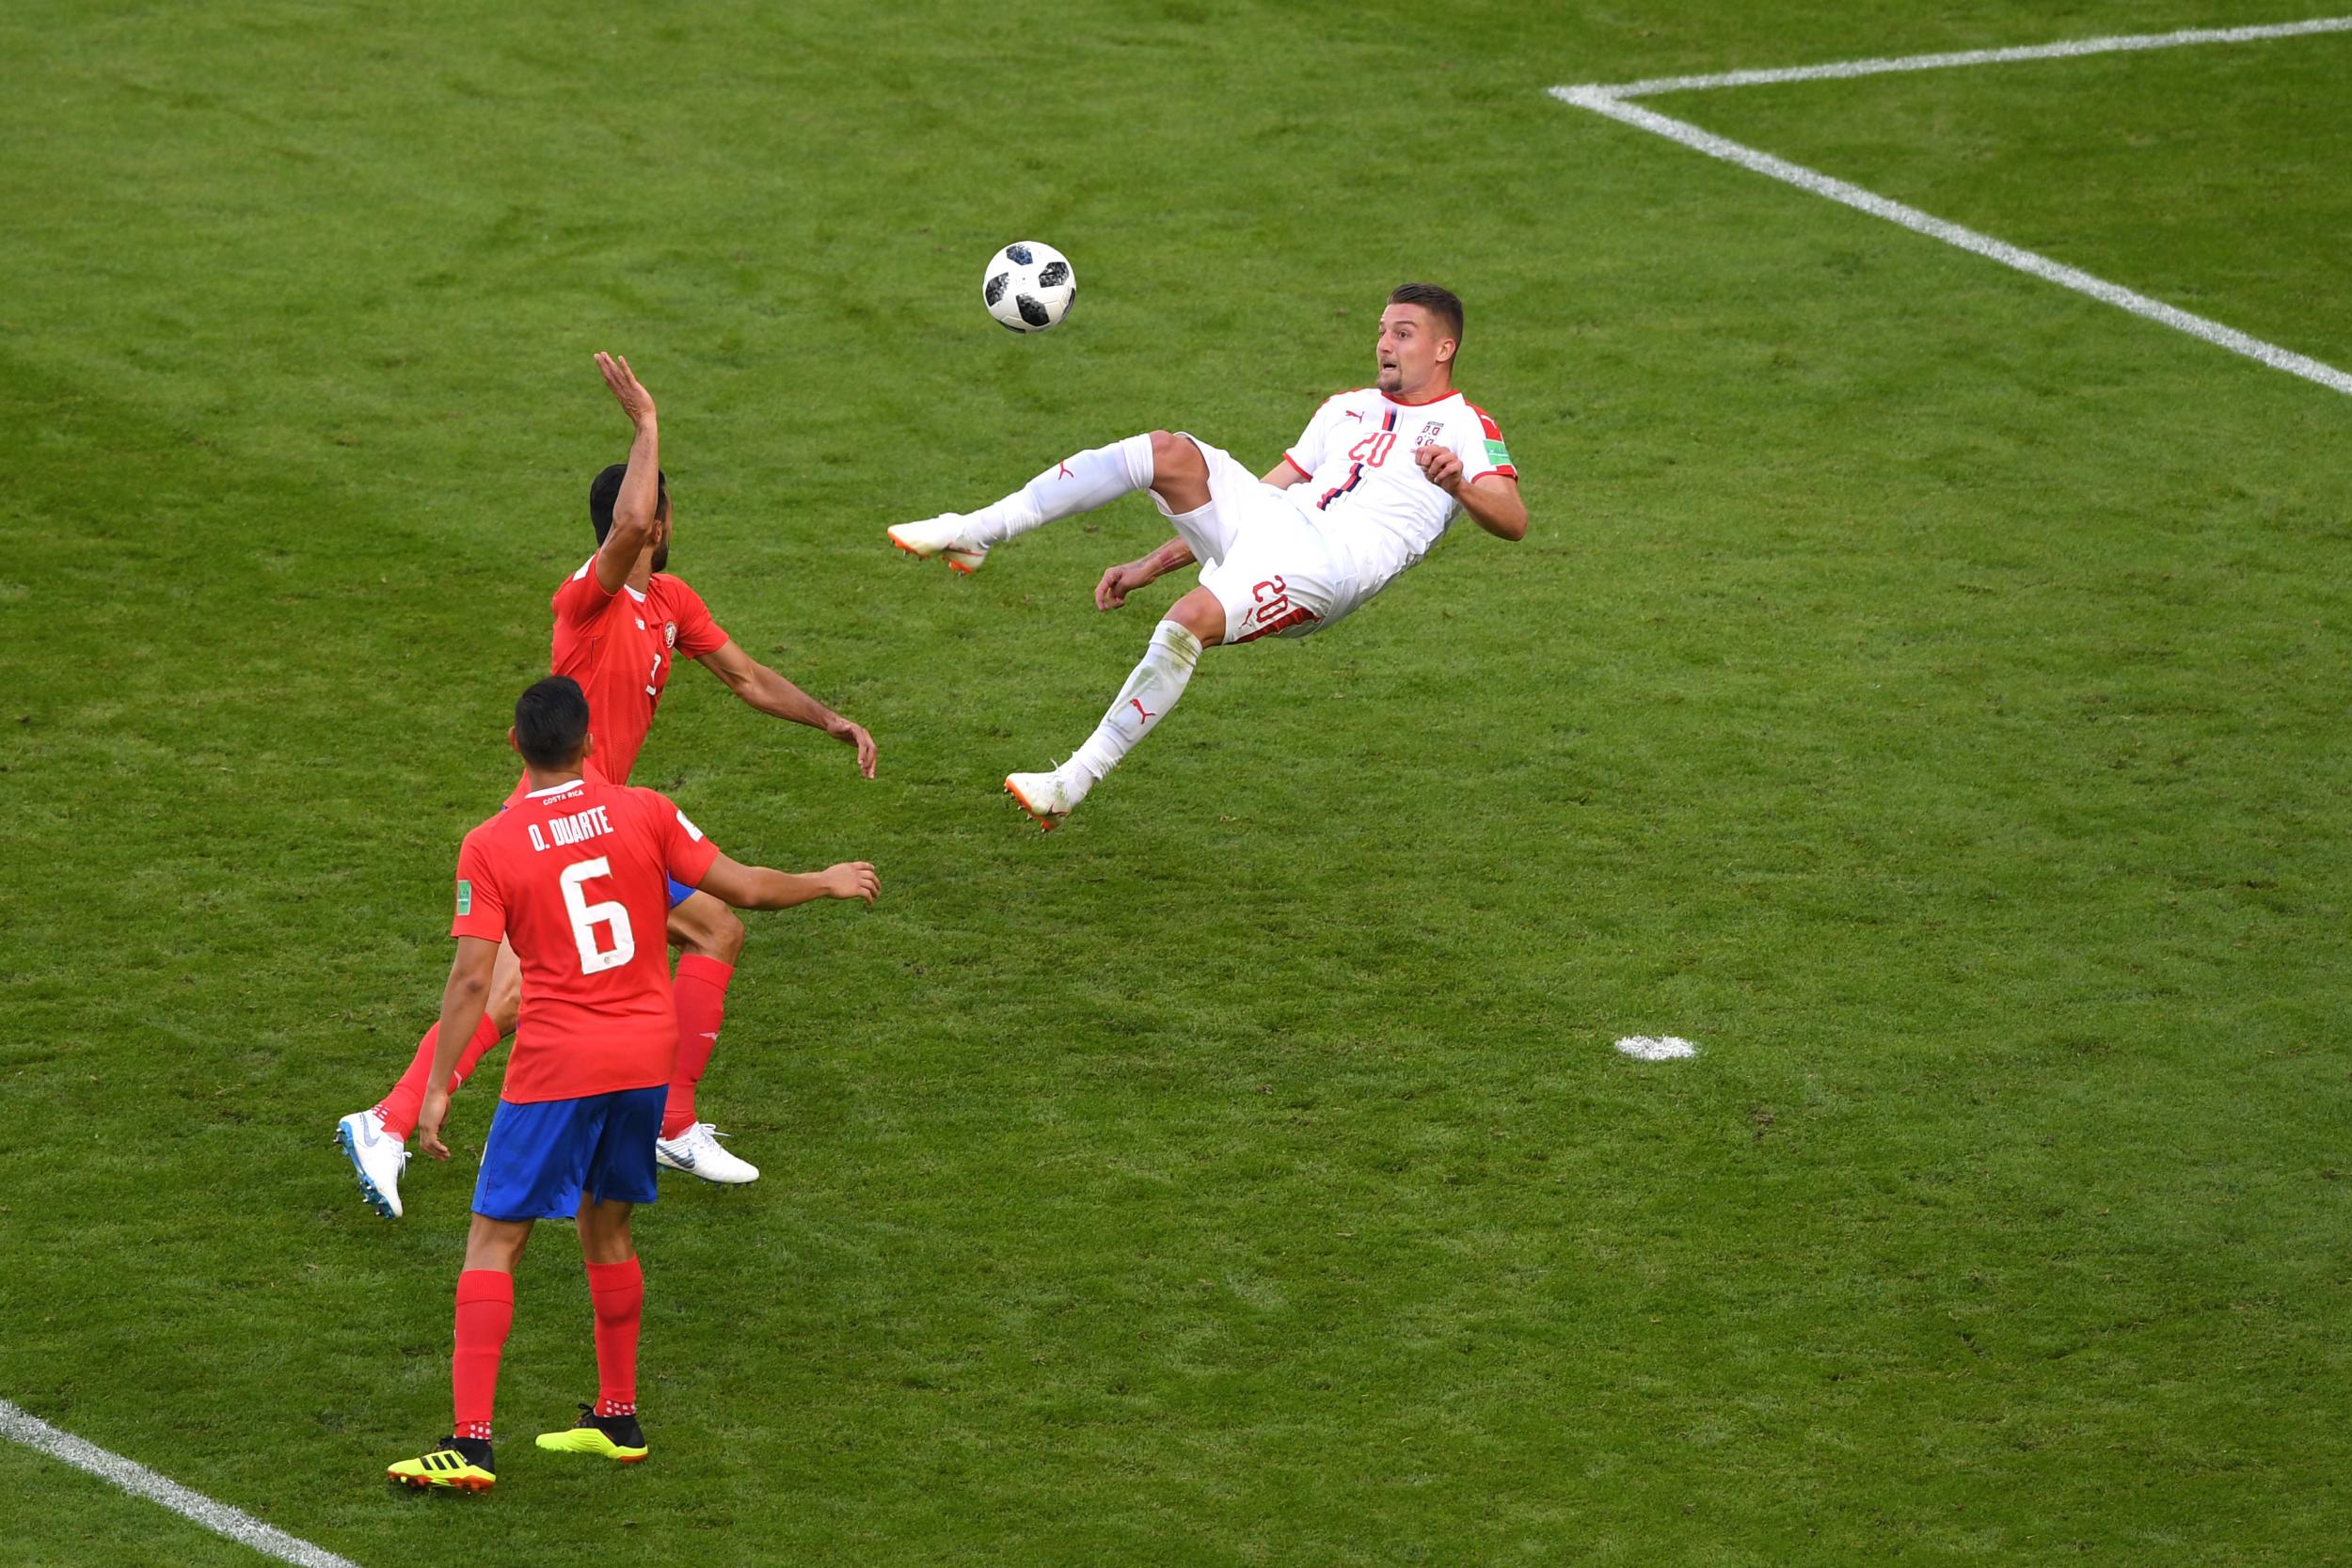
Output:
[1375, 304, 1453, 397]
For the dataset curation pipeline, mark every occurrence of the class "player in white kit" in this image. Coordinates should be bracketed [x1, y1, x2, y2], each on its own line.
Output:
[887, 283, 1529, 828]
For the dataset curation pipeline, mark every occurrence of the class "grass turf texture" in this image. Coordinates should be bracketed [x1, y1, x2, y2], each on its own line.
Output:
[3, 2, 2349, 1562]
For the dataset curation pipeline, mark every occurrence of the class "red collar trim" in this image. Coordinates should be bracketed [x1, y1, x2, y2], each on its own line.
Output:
[1384, 386, 1461, 407]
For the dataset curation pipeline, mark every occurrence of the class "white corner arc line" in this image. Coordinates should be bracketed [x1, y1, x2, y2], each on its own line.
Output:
[1, 1399, 363, 1568]
[1549, 55, 2352, 401]
[1576, 15, 2352, 97]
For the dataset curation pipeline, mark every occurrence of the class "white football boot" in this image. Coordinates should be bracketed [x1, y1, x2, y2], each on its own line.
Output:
[1004, 766, 1091, 832]
[886, 514, 988, 576]
[336, 1108, 408, 1220]
[655, 1122, 760, 1185]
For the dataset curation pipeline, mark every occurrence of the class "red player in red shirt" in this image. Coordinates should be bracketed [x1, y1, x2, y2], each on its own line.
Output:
[340, 354, 877, 1212]
[388, 674, 880, 1491]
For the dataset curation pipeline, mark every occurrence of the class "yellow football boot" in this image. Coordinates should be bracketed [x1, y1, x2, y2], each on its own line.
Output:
[388, 1436, 495, 1492]
[535, 1403, 648, 1463]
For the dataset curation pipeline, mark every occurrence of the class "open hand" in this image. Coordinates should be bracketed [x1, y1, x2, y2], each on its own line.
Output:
[595, 352, 657, 428]
[821, 862, 881, 904]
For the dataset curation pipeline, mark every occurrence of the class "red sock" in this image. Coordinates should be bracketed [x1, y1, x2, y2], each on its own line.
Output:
[453, 1269, 515, 1441]
[585, 1258, 644, 1417]
[376, 1015, 504, 1140]
[660, 957, 734, 1139]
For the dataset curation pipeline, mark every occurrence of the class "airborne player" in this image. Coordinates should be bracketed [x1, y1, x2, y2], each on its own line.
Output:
[886, 283, 1526, 828]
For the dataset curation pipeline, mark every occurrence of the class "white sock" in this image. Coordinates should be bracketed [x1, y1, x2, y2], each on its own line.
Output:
[966, 434, 1155, 547]
[1068, 619, 1202, 784]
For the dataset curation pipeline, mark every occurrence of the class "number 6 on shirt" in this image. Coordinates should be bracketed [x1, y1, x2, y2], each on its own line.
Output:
[560, 857, 636, 974]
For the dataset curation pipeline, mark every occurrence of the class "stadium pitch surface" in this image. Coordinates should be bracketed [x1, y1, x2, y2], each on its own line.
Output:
[4, 3, 2348, 1562]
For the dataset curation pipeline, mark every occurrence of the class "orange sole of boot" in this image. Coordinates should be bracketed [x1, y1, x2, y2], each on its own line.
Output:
[391, 1472, 493, 1493]
[1003, 778, 1059, 832]
[889, 534, 980, 575]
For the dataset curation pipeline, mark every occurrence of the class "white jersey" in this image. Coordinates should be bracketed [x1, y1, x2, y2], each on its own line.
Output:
[1279, 387, 1516, 598]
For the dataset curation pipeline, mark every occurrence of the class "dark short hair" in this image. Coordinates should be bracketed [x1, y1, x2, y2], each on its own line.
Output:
[1388, 282, 1465, 347]
[514, 675, 592, 769]
[588, 463, 670, 545]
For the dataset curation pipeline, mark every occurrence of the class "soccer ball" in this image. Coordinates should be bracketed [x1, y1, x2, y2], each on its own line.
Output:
[982, 241, 1076, 333]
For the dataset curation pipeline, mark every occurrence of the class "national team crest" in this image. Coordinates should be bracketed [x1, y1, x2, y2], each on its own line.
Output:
[664, 623, 676, 649]
[1416, 420, 1444, 448]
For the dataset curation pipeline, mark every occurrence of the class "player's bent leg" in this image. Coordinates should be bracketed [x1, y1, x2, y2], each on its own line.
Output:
[656, 893, 758, 1182]
[1146, 430, 1211, 514]
[343, 942, 524, 1219]
[889, 432, 1158, 572]
[664, 890, 746, 964]
[1007, 590, 1220, 832]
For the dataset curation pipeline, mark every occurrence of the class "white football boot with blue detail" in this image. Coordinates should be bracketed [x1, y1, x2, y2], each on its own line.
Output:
[655, 1122, 759, 1185]
[337, 1107, 408, 1219]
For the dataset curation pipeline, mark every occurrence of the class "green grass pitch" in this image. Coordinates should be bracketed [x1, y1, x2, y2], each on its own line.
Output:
[3, 2, 2349, 1563]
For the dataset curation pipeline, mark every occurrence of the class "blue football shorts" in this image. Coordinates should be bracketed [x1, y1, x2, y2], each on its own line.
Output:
[473, 1085, 665, 1221]
[666, 877, 695, 910]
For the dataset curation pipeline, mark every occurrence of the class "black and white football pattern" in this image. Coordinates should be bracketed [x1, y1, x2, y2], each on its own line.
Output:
[981, 241, 1076, 334]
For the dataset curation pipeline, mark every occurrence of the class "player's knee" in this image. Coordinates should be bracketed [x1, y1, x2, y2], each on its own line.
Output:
[692, 903, 746, 964]
[1168, 586, 1227, 648]
[1148, 429, 1200, 482]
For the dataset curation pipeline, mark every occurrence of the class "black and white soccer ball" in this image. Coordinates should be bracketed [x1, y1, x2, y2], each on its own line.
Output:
[982, 241, 1075, 333]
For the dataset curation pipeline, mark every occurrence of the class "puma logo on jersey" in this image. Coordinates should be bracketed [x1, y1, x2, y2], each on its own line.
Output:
[1056, 460, 1073, 478]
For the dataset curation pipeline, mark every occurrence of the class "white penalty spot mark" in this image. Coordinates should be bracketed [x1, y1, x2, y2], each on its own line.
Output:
[0, 1398, 362, 1568]
[1615, 1035, 1700, 1061]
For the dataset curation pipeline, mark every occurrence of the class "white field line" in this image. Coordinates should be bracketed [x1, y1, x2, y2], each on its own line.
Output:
[1549, 19, 2352, 400]
[1582, 16, 2352, 98]
[1, 1399, 362, 1568]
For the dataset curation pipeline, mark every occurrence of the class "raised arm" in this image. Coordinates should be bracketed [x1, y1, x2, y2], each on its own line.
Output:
[590, 352, 660, 594]
[696, 638, 877, 778]
[695, 853, 880, 911]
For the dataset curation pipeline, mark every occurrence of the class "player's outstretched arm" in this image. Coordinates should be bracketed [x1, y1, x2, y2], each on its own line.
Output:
[1416, 446, 1528, 541]
[696, 639, 877, 778]
[417, 936, 500, 1162]
[696, 854, 880, 911]
[591, 351, 660, 594]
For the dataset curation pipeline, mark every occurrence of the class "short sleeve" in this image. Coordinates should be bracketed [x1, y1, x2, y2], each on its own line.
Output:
[1283, 395, 1343, 479]
[1459, 404, 1517, 484]
[451, 830, 507, 942]
[645, 789, 723, 887]
[666, 581, 729, 658]
[552, 557, 616, 627]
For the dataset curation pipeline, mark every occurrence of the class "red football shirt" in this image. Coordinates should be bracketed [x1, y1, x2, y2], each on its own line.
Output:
[451, 777, 723, 1102]
[548, 561, 729, 786]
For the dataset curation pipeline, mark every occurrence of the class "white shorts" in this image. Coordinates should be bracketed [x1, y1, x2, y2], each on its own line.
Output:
[1155, 435, 1356, 645]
